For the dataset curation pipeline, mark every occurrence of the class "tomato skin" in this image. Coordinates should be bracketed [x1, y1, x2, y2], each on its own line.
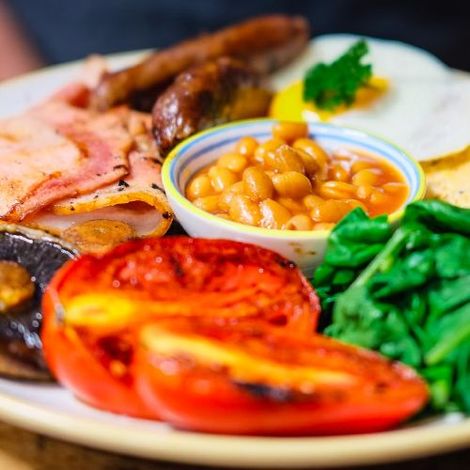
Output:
[134, 319, 428, 435]
[136, 360, 426, 435]
[42, 260, 154, 419]
[41, 237, 319, 419]
[43, 238, 427, 434]
[54, 237, 320, 334]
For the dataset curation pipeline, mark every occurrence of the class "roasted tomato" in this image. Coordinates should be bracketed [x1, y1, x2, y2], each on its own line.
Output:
[49, 237, 318, 333]
[135, 318, 428, 435]
[42, 237, 319, 418]
[42, 258, 154, 418]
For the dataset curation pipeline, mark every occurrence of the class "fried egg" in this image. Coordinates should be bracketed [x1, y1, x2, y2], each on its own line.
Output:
[270, 34, 470, 161]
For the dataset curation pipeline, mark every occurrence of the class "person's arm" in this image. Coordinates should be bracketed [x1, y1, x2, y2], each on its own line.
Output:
[0, 0, 44, 80]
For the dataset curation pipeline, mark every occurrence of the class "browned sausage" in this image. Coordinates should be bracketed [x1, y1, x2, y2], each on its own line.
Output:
[91, 15, 309, 110]
[152, 57, 272, 155]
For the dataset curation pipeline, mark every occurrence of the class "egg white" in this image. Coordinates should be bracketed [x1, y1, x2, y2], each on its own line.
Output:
[270, 34, 470, 161]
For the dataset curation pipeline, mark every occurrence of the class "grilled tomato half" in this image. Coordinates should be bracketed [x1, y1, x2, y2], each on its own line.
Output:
[42, 237, 319, 418]
[135, 317, 428, 435]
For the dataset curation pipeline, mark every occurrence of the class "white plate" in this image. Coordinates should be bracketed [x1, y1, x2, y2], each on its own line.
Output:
[1, 46, 470, 469]
[0, 378, 468, 468]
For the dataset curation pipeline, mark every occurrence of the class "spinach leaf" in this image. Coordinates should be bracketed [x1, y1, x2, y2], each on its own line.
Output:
[316, 200, 470, 413]
[313, 208, 391, 328]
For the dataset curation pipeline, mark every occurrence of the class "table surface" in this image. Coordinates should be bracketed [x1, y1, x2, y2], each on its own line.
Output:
[0, 420, 469, 470]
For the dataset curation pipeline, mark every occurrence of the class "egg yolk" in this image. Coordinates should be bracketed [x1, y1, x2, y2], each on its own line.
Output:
[270, 76, 389, 122]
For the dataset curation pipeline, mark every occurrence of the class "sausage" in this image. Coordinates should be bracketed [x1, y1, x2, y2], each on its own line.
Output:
[152, 57, 272, 155]
[91, 15, 309, 110]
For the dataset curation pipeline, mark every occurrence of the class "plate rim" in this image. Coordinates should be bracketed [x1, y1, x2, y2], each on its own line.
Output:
[0, 381, 470, 468]
[0, 49, 150, 90]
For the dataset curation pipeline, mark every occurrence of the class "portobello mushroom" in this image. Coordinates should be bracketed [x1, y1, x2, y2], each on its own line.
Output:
[0, 225, 75, 380]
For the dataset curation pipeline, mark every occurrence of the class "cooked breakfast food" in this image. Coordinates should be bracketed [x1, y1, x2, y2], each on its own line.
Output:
[42, 238, 319, 417]
[0, 16, 314, 252]
[422, 148, 470, 208]
[185, 122, 408, 230]
[153, 57, 272, 155]
[0, 225, 74, 380]
[270, 36, 470, 161]
[0, 15, 312, 391]
[0, 82, 173, 251]
[0, 84, 128, 222]
[315, 200, 470, 413]
[42, 237, 427, 433]
[91, 15, 309, 111]
[1, 13, 470, 440]
[136, 317, 427, 435]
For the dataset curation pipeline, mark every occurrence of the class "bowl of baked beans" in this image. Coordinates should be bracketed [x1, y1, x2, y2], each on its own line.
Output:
[162, 119, 425, 273]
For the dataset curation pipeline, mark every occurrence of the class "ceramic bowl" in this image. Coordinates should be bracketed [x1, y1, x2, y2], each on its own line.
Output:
[162, 119, 425, 275]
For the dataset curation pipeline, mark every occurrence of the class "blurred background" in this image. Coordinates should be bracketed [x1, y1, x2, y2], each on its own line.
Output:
[1, 0, 469, 80]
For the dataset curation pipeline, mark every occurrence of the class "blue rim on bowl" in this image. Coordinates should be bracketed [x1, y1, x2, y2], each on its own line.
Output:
[162, 118, 426, 239]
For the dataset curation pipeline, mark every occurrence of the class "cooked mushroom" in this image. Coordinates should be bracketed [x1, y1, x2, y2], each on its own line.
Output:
[0, 225, 75, 380]
[0, 261, 35, 313]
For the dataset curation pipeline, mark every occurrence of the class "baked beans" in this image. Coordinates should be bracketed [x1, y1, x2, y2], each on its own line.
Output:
[185, 122, 409, 230]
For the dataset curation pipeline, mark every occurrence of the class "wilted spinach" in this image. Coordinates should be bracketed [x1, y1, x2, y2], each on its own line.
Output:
[315, 200, 470, 412]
